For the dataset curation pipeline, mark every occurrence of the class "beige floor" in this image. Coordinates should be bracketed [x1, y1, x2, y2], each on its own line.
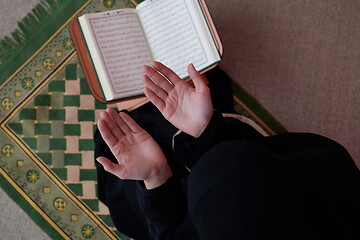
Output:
[0, 188, 50, 240]
[207, 0, 360, 168]
[1, 0, 359, 239]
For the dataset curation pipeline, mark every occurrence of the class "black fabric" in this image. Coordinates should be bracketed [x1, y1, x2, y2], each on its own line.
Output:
[173, 110, 264, 169]
[94, 106, 360, 240]
[188, 141, 356, 240]
[263, 133, 360, 240]
[94, 68, 360, 240]
[206, 67, 235, 113]
[137, 177, 187, 239]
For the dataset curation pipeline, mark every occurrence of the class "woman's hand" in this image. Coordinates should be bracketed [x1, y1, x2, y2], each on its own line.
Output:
[143, 62, 213, 138]
[96, 108, 172, 189]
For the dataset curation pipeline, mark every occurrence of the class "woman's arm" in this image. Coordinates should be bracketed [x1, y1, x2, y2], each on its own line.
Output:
[173, 111, 264, 169]
[96, 108, 187, 239]
[96, 107, 172, 189]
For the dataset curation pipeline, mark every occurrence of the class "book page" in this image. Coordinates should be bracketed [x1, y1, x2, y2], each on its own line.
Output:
[137, 0, 220, 78]
[79, 9, 152, 101]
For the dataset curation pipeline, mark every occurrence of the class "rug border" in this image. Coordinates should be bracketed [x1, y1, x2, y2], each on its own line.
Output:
[0, 167, 68, 240]
[1, 51, 120, 240]
[0, 0, 89, 88]
[232, 82, 287, 135]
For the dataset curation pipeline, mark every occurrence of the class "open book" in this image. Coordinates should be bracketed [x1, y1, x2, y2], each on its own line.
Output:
[70, 0, 222, 103]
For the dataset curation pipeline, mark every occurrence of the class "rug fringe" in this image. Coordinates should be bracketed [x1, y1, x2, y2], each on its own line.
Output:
[0, 0, 69, 64]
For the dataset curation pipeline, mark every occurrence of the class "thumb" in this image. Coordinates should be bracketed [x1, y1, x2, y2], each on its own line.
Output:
[96, 157, 124, 178]
[188, 63, 208, 91]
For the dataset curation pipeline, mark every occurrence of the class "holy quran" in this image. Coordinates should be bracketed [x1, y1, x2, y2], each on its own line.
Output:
[72, 0, 222, 102]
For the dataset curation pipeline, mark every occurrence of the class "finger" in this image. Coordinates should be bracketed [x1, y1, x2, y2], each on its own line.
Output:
[144, 87, 166, 112]
[97, 118, 118, 148]
[143, 64, 174, 92]
[106, 108, 132, 135]
[152, 61, 182, 85]
[97, 157, 125, 178]
[142, 74, 168, 100]
[101, 110, 125, 138]
[119, 112, 143, 133]
[188, 63, 208, 91]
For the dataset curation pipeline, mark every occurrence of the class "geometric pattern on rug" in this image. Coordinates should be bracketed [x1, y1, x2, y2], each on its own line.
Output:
[0, 0, 137, 239]
[0, 0, 284, 239]
[2, 53, 127, 239]
[6, 55, 121, 235]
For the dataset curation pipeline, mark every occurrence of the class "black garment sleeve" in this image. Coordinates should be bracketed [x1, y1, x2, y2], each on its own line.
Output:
[173, 111, 264, 169]
[137, 178, 187, 240]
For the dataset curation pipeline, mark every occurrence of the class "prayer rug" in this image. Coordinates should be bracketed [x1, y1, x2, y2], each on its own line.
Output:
[0, 0, 285, 239]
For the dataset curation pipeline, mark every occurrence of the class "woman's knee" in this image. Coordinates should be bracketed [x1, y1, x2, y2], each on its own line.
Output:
[187, 141, 285, 208]
[269, 132, 350, 156]
[192, 141, 264, 173]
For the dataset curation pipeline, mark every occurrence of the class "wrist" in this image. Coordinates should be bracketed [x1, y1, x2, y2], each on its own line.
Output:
[192, 110, 213, 138]
[144, 164, 172, 190]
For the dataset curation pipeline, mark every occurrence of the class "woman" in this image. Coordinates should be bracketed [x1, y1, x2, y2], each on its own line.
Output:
[94, 62, 360, 240]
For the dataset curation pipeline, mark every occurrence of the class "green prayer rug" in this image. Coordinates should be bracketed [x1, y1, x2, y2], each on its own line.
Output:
[0, 0, 285, 239]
